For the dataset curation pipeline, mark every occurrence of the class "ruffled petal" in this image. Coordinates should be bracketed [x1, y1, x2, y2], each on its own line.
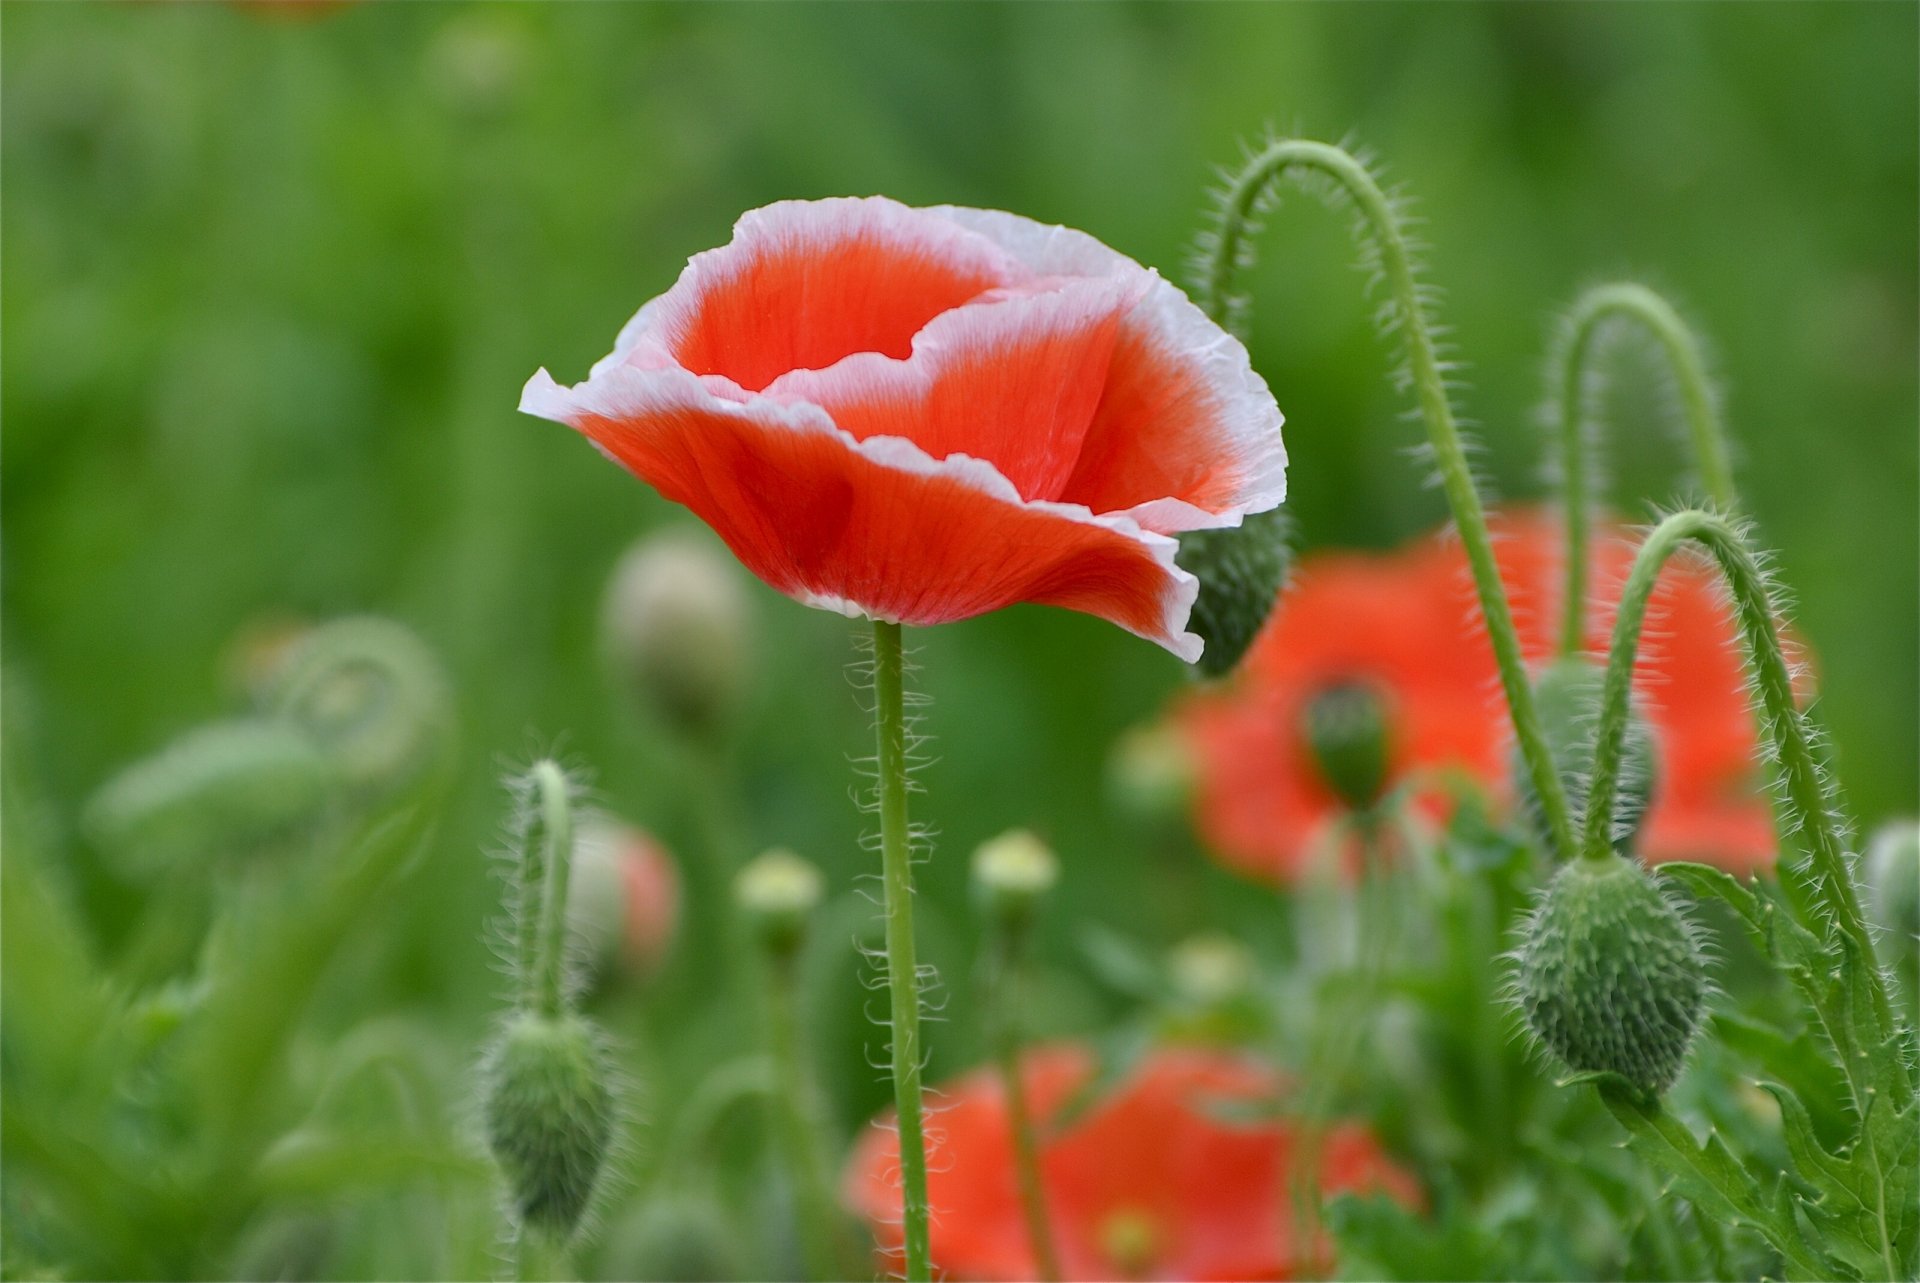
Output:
[521, 363, 1202, 660]
[929, 206, 1287, 532]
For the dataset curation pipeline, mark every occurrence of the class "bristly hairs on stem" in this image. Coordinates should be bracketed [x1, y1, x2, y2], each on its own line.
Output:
[1191, 134, 1579, 863]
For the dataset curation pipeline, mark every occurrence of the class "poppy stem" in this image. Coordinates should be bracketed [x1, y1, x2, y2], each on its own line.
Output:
[1202, 138, 1579, 863]
[869, 619, 933, 1281]
[524, 760, 575, 1017]
[985, 930, 1061, 1282]
[1547, 284, 1738, 656]
[763, 948, 857, 1281]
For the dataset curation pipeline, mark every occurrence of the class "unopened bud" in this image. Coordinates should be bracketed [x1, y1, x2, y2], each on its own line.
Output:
[970, 829, 1059, 933]
[1518, 658, 1658, 853]
[1168, 932, 1256, 1009]
[267, 616, 454, 797]
[1863, 820, 1919, 952]
[567, 815, 681, 983]
[1178, 507, 1291, 680]
[1516, 854, 1706, 1095]
[84, 718, 339, 874]
[482, 1011, 617, 1240]
[1302, 681, 1391, 811]
[601, 531, 752, 740]
[1105, 723, 1196, 827]
[734, 848, 823, 959]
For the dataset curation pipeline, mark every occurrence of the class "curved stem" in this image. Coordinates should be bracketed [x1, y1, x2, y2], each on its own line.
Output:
[870, 619, 932, 1280]
[1202, 139, 1577, 861]
[529, 760, 574, 1017]
[986, 932, 1061, 1282]
[1550, 283, 1738, 654]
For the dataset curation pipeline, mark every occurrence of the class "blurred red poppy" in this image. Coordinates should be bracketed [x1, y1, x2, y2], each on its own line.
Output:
[1174, 509, 1785, 881]
[844, 1044, 1418, 1281]
[522, 198, 1286, 662]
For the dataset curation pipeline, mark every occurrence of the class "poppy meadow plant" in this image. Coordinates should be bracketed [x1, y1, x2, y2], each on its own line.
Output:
[523, 196, 1288, 1279]
[844, 1043, 1419, 1281]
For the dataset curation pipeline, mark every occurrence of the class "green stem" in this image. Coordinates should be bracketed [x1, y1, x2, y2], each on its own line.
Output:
[986, 932, 1061, 1282]
[765, 954, 855, 1281]
[527, 761, 574, 1017]
[1550, 283, 1738, 655]
[1201, 139, 1578, 862]
[870, 619, 931, 1281]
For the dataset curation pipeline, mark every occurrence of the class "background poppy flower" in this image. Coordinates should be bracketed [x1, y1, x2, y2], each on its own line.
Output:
[522, 197, 1287, 662]
[844, 1043, 1418, 1281]
[1175, 510, 1788, 881]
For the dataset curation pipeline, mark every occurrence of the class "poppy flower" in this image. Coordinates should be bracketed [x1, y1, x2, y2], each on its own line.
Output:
[522, 198, 1286, 661]
[844, 1043, 1418, 1281]
[1174, 510, 1785, 881]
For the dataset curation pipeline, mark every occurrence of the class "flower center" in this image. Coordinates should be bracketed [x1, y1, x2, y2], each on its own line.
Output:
[1099, 1207, 1163, 1279]
[1300, 680, 1392, 811]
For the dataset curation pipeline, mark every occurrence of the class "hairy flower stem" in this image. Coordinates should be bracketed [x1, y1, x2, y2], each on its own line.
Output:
[870, 619, 932, 1281]
[522, 760, 575, 1017]
[764, 953, 854, 1281]
[984, 929, 1061, 1282]
[1202, 139, 1577, 862]
[1551, 284, 1738, 655]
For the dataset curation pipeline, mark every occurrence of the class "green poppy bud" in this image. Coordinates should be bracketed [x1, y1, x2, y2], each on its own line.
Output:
[734, 847, 824, 960]
[970, 829, 1059, 935]
[482, 1011, 617, 1240]
[1302, 681, 1391, 811]
[84, 718, 339, 874]
[1104, 723, 1196, 828]
[1517, 657, 1659, 853]
[1178, 507, 1292, 680]
[1516, 854, 1707, 1095]
[268, 616, 454, 797]
[601, 531, 752, 740]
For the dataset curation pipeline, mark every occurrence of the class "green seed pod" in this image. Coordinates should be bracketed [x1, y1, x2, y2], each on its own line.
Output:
[482, 1011, 616, 1240]
[267, 616, 454, 797]
[970, 829, 1059, 935]
[1302, 681, 1391, 811]
[734, 847, 824, 960]
[1177, 506, 1291, 680]
[1516, 854, 1707, 1095]
[1517, 657, 1659, 853]
[601, 531, 752, 740]
[83, 718, 340, 874]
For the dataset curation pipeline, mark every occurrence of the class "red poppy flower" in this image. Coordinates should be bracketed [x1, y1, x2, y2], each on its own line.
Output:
[522, 198, 1286, 661]
[844, 1044, 1418, 1281]
[1174, 510, 1785, 881]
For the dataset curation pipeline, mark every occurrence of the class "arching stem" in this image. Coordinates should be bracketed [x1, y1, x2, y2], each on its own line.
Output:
[1201, 139, 1578, 861]
[526, 760, 575, 1017]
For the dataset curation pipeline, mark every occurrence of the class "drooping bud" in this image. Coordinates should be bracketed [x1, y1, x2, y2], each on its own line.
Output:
[601, 530, 752, 740]
[83, 718, 340, 874]
[482, 1010, 617, 1240]
[1177, 507, 1292, 680]
[1104, 723, 1196, 828]
[266, 616, 454, 798]
[970, 829, 1059, 936]
[566, 815, 682, 983]
[1516, 854, 1706, 1095]
[1863, 820, 1919, 955]
[734, 847, 824, 960]
[1517, 658, 1658, 853]
[1301, 681, 1391, 812]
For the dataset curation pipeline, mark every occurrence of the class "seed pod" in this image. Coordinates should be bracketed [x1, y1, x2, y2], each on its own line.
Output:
[970, 829, 1059, 936]
[601, 531, 752, 740]
[1301, 681, 1391, 812]
[267, 616, 454, 797]
[734, 847, 824, 960]
[482, 1011, 617, 1240]
[1517, 657, 1659, 853]
[83, 718, 339, 874]
[1516, 854, 1707, 1095]
[1177, 507, 1291, 680]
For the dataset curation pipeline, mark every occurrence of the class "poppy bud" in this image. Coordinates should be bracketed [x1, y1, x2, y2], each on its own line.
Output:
[1168, 932, 1256, 1009]
[482, 1010, 617, 1240]
[566, 816, 682, 983]
[83, 718, 339, 874]
[1178, 507, 1292, 679]
[970, 829, 1059, 935]
[1515, 854, 1706, 1095]
[1517, 658, 1658, 853]
[734, 847, 824, 960]
[267, 616, 454, 797]
[1863, 819, 1919, 952]
[1302, 681, 1390, 812]
[1104, 723, 1196, 828]
[601, 531, 752, 741]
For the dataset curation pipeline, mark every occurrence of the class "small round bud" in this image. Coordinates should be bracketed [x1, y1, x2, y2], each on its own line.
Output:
[1301, 681, 1391, 811]
[84, 718, 339, 874]
[1177, 507, 1292, 680]
[1863, 820, 1919, 951]
[1516, 855, 1707, 1095]
[482, 1011, 617, 1240]
[1517, 658, 1659, 852]
[734, 848, 824, 959]
[601, 531, 752, 740]
[567, 815, 682, 983]
[1104, 723, 1196, 828]
[1168, 932, 1256, 1009]
[970, 829, 1059, 932]
[267, 616, 455, 797]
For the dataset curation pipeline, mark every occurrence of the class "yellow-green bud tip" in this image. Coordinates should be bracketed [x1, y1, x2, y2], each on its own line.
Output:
[735, 847, 823, 956]
[971, 829, 1059, 926]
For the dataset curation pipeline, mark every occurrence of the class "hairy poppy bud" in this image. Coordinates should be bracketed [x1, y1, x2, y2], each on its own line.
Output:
[970, 829, 1059, 935]
[267, 616, 454, 797]
[1518, 658, 1658, 853]
[83, 718, 339, 874]
[601, 531, 752, 740]
[566, 816, 681, 983]
[1302, 681, 1391, 812]
[482, 1011, 617, 1240]
[1105, 723, 1196, 828]
[734, 847, 824, 960]
[1178, 507, 1292, 680]
[1516, 854, 1706, 1095]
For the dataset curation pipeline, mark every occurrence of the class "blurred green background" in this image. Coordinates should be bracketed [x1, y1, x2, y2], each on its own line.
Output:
[3, 1, 1915, 1266]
